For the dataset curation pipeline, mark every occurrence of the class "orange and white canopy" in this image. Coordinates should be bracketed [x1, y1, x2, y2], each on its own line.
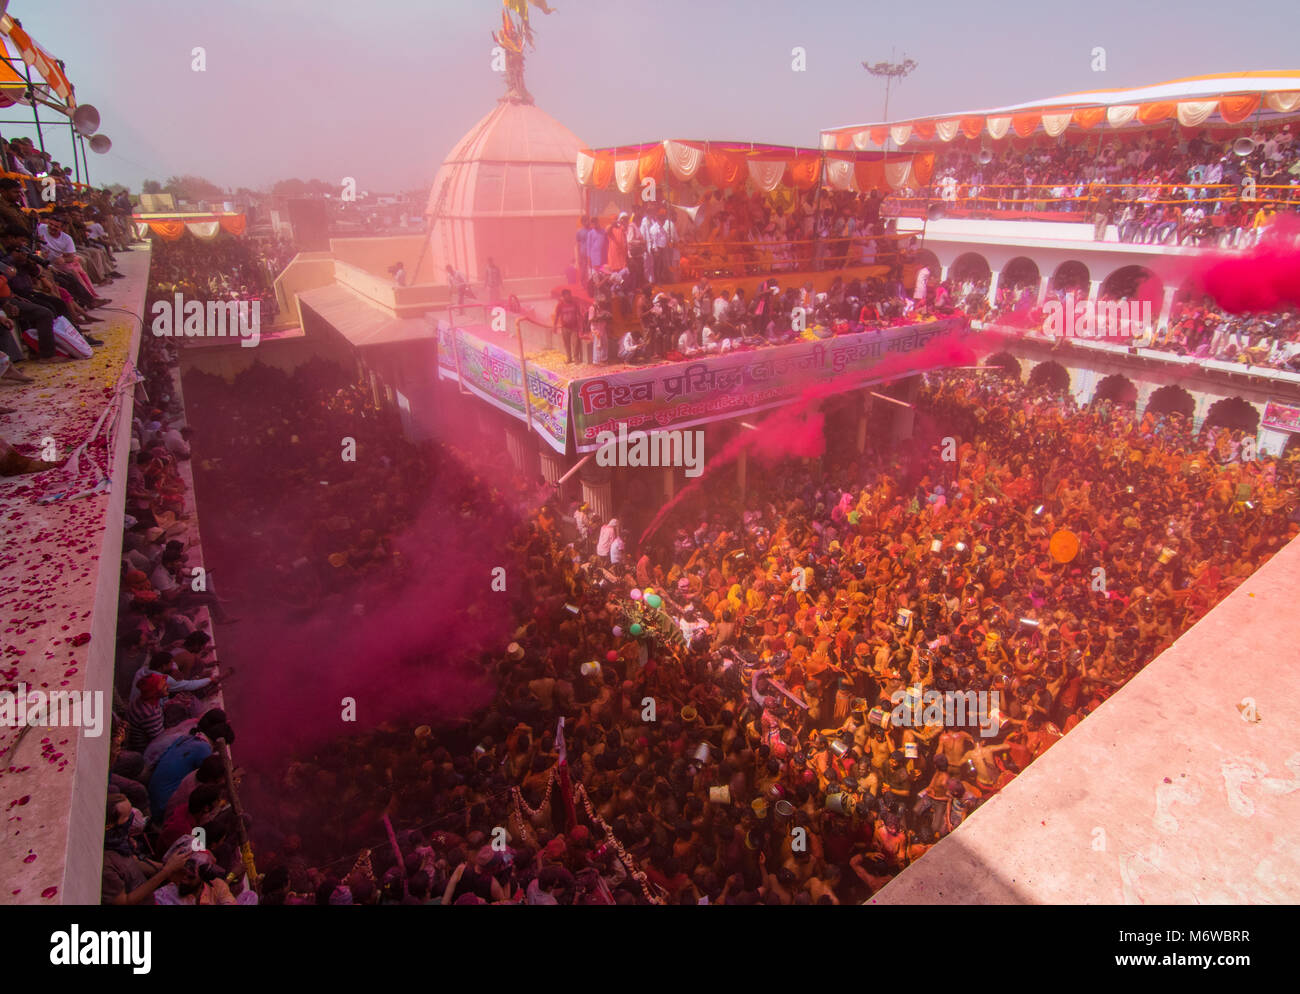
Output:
[821, 72, 1300, 150]
[0, 14, 76, 108]
[577, 139, 934, 194]
[132, 213, 247, 241]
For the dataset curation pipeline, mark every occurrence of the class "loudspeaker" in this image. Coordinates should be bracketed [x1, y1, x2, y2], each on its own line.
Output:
[72, 104, 101, 136]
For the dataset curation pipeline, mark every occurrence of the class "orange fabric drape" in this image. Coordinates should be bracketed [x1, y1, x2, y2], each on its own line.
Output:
[1012, 112, 1040, 137]
[854, 160, 887, 193]
[960, 117, 985, 139]
[148, 220, 187, 241]
[4, 21, 74, 104]
[638, 143, 665, 185]
[218, 214, 246, 236]
[911, 120, 936, 141]
[1218, 93, 1261, 124]
[910, 152, 935, 187]
[784, 154, 822, 190]
[1072, 106, 1106, 130]
[835, 131, 854, 150]
[869, 127, 888, 147]
[704, 148, 747, 189]
[1136, 101, 1175, 124]
[590, 151, 615, 190]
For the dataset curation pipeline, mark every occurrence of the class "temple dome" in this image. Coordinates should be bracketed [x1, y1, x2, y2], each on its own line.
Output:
[421, 98, 584, 284]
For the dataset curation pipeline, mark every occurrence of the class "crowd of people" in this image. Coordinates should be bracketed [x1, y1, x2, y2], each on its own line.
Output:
[555, 262, 962, 369]
[116, 342, 1298, 904]
[916, 125, 1300, 239]
[97, 229, 303, 903]
[146, 236, 284, 325]
[572, 184, 916, 296]
[0, 173, 133, 378]
[101, 315, 248, 904]
[969, 270, 1300, 372]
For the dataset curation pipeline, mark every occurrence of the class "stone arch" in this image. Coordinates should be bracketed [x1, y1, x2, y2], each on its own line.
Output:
[950, 252, 991, 283]
[1100, 264, 1162, 308]
[1093, 373, 1138, 409]
[1003, 255, 1040, 286]
[984, 351, 1022, 379]
[1026, 359, 1070, 394]
[1051, 259, 1090, 295]
[1145, 384, 1195, 420]
[1203, 396, 1261, 434]
[912, 248, 942, 275]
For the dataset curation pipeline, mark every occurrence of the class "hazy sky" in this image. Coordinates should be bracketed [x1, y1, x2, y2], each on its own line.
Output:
[11, 0, 1299, 194]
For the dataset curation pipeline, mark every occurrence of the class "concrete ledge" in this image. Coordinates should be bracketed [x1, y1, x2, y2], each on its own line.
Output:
[0, 246, 151, 905]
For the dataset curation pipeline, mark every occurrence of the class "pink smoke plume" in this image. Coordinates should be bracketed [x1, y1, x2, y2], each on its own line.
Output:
[218, 497, 506, 762]
[1194, 216, 1300, 313]
[639, 322, 991, 546]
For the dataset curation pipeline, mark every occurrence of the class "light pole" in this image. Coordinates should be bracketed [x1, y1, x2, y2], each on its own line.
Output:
[862, 50, 918, 128]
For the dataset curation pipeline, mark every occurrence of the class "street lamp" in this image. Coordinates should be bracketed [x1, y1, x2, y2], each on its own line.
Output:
[862, 52, 918, 124]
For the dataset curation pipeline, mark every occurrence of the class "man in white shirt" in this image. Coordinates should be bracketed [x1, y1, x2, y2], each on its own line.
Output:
[38, 214, 98, 297]
[619, 328, 646, 363]
[660, 211, 679, 277]
[645, 215, 665, 285]
[678, 605, 709, 645]
[609, 529, 626, 566]
[596, 518, 618, 560]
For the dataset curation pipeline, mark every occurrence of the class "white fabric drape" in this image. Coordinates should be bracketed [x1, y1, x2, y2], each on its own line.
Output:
[1175, 100, 1217, 127]
[1265, 91, 1300, 113]
[575, 150, 595, 187]
[663, 140, 704, 181]
[747, 159, 787, 192]
[825, 157, 857, 191]
[935, 120, 961, 142]
[985, 116, 1011, 140]
[890, 125, 912, 146]
[884, 160, 912, 190]
[185, 221, 221, 240]
[614, 158, 639, 194]
[133, 222, 151, 240]
[1106, 104, 1139, 128]
[851, 129, 873, 150]
[1042, 112, 1072, 137]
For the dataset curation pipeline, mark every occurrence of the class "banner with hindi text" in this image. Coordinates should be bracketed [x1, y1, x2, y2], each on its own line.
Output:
[568, 318, 965, 452]
[437, 323, 569, 454]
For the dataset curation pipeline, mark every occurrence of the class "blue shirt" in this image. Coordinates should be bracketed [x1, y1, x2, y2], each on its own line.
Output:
[586, 227, 607, 268]
[149, 734, 213, 814]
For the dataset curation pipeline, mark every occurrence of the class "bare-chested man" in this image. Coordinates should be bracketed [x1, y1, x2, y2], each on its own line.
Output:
[959, 738, 1012, 792]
